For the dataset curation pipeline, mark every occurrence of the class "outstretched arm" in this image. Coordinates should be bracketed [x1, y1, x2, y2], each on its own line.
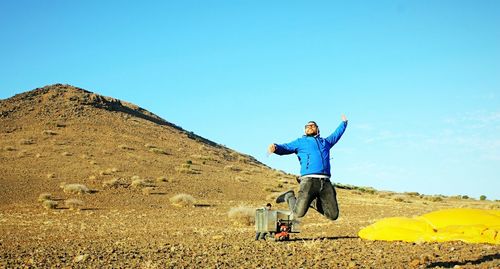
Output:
[268, 139, 300, 155]
[326, 114, 348, 146]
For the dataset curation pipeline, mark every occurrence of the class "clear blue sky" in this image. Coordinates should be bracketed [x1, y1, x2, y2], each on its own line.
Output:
[1, 1, 499, 200]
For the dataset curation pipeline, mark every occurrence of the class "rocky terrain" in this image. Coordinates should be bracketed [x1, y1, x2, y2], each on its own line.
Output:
[1, 84, 499, 268]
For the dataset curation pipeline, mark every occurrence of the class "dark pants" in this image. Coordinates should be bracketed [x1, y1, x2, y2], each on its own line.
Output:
[287, 178, 339, 220]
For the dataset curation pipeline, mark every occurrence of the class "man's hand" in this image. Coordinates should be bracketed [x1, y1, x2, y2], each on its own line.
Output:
[341, 114, 348, 122]
[268, 144, 276, 154]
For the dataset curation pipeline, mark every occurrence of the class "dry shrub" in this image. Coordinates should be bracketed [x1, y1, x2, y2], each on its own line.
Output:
[42, 130, 57, 135]
[38, 193, 52, 202]
[264, 187, 279, 193]
[228, 206, 255, 226]
[235, 176, 248, 183]
[427, 196, 443, 202]
[131, 179, 154, 188]
[170, 193, 196, 207]
[224, 165, 241, 172]
[19, 139, 34, 145]
[156, 176, 169, 182]
[393, 196, 406, 202]
[175, 166, 196, 174]
[149, 147, 168, 155]
[47, 173, 55, 179]
[103, 178, 126, 188]
[63, 183, 91, 195]
[65, 199, 84, 210]
[249, 167, 262, 173]
[99, 169, 113, 176]
[42, 200, 58, 210]
[144, 143, 157, 149]
[4, 146, 16, 151]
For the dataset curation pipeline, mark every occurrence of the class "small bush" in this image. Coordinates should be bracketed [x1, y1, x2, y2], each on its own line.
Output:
[149, 147, 168, 154]
[264, 187, 279, 192]
[428, 196, 443, 202]
[224, 165, 241, 172]
[131, 179, 154, 188]
[228, 206, 255, 226]
[63, 184, 91, 195]
[103, 178, 126, 188]
[65, 199, 84, 210]
[156, 176, 169, 182]
[170, 193, 196, 207]
[4, 146, 16, 151]
[38, 193, 52, 202]
[480, 195, 487, 201]
[19, 139, 34, 145]
[42, 200, 58, 209]
[42, 130, 57, 135]
[175, 166, 196, 174]
[144, 143, 157, 149]
[393, 196, 406, 202]
[235, 176, 248, 183]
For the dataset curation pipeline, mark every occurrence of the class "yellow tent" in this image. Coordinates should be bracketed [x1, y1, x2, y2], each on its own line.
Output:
[358, 208, 500, 244]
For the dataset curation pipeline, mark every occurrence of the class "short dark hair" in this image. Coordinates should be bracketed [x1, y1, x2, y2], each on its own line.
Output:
[307, 121, 318, 126]
[266, 203, 272, 207]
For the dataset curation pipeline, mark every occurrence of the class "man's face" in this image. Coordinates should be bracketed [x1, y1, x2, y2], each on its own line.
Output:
[305, 123, 318, 136]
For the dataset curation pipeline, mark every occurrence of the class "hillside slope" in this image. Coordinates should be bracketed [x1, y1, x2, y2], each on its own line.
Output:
[0, 84, 287, 208]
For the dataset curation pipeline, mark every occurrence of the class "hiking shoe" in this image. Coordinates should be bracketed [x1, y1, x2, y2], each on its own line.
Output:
[275, 190, 294, 204]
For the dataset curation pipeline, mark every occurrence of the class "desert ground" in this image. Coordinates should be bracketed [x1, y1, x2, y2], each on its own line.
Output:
[1, 85, 499, 268]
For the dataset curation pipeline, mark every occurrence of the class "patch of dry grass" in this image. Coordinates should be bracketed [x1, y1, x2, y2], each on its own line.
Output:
[4, 146, 16, 151]
[62, 183, 91, 195]
[19, 139, 34, 145]
[42, 200, 58, 210]
[103, 178, 127, 188]
[156, 176, 169, 182]
[224, 165, 241, 172]
[38, 193, 52, 202]
[131, 179, 155, 188]
[228, 206, 255, 226]
[149, 147, 168, 155]
[175, 165, 197, 174]
[42, 130, 57, 135]
[170, 193, 196, 207]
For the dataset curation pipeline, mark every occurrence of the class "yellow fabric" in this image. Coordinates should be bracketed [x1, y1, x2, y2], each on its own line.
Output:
[358, 208, 500, 244]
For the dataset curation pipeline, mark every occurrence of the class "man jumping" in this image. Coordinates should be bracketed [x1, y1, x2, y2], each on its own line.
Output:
[267, 115, 348, 221]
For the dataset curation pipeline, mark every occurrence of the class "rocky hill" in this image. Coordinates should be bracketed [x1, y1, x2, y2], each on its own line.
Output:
[0, 84, 284, 208]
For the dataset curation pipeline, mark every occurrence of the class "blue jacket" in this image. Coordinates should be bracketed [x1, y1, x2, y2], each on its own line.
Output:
[274, 121, 348, 177]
